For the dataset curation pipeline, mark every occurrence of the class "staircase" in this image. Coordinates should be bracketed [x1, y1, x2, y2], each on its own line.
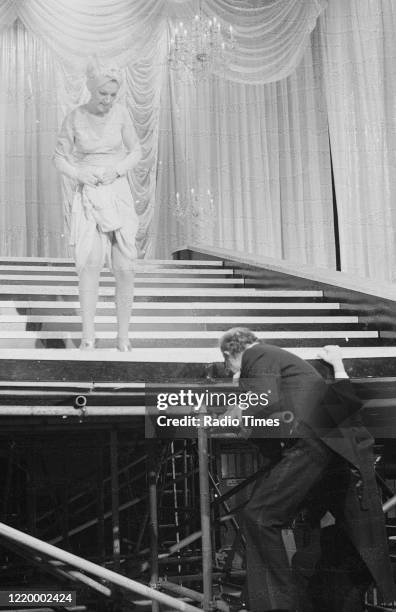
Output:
[0, 252, 395, 375]
[0, 249, 394, 428]
[0, 257, 369, 350]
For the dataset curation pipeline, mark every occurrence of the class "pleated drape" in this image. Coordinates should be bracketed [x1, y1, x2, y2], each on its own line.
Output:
[2, 0, 395, 282]
[154, 38, 335, 267]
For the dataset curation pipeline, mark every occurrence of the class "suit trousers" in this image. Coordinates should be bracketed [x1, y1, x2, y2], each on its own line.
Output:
[241, 436, 341, 611]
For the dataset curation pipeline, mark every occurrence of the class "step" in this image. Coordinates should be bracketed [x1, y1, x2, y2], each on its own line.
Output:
[0, 329, 375, 339]
[0, 296, 330, 305]
[0, 346, 395, 362]
[0, 275, 243, 285]
[0, 339, 384, 350]
[0, 327, 375, 339]
[0, 286, 324, 297]
[0, 257, 222, 266]
[0, 266, 231, 275]
[0, 300, 341, 311]
[0, 315, 359, 324]
[0, 322, 378, 341]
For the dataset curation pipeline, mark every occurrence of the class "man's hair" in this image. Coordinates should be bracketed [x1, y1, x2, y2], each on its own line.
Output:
[220, 327, 259, 357]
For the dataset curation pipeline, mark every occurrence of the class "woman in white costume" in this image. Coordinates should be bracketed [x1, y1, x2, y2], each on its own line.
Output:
[54, 61, 142, 350]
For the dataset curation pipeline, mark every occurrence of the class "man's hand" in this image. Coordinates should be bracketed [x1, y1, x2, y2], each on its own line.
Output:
[100, 168, 119, 185]
[76, 169, 101, 187]
[317, 345, 348, 378]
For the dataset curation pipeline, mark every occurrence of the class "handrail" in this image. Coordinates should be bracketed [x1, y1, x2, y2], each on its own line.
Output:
[0, 522, 201, 612]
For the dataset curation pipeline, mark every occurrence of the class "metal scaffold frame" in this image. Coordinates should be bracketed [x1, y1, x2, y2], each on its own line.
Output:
[0, 412, 239, 611]
[1, 402, 396, 612]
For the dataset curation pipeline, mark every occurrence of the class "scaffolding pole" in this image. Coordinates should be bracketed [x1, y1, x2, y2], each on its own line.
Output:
[0, 537, 112, 598]
[110, 430, 120, 571]
[147, 442, 160, 612]
[0, 406, 146, 416]
[0, 521, 202, 612]
[160, 580, 228, 612]
[198, 421, 213, 612]
[97, 440, 106, 563]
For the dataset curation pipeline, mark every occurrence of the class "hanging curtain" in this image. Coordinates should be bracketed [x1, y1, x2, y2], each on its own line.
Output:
[154, 37, 335, 267]
[0, 1, 168, 257]
[318, 0, 396, 280]
[0, 20, 67, 256]
[0, 0, 327, 259]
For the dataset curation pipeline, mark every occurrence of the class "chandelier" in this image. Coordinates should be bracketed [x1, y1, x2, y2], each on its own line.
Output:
[168, 7, 235, 81]
[173, 188, 216, 243]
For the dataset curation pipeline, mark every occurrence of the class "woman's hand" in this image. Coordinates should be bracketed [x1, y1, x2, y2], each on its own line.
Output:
[76, 169, 101, 187]
[100, 168, 120, 185]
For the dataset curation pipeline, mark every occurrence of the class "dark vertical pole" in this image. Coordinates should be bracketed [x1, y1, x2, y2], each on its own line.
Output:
[61, 482, 69, 550]
[191, 444, 196, 534]
[183, 440, 190, 537]
[110, 430, 120, 571]
[97, 441, 105, 563]
[147, 442, 159, 612]
[27, 448, 37, 537]
[329, 137, 341, 271]
[2, 442, 15, 521]
[198, 424, 212, 611]
[134, 510, 149, 554]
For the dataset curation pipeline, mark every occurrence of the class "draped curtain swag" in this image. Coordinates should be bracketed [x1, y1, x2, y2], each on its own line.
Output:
[0, 1, 325, 78]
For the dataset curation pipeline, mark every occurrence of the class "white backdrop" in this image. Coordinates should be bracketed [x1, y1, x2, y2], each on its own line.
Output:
[0, 0, 395, 281]
[318, 0, 396, 281]
[154, 40, 335, 267]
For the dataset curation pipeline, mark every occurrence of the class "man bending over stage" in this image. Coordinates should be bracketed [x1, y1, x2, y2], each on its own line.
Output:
[219, 328, 395, 612]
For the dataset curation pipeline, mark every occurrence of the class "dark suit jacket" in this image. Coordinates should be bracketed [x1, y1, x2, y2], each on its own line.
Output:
[239, 343, 395, 601]
[240, 343, 366, 465]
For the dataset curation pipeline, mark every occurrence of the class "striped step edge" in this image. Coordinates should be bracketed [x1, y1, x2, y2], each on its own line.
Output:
[0, 346, 395, 362]
[0, 301, 341, 310]
[0, 276, 243, 284]
[0, 287, 324, 296]
[0, 267, 233, 275]
[0, 330, 376, 339]
[0, 315, 359, 323]
[0, 257, 223, 266]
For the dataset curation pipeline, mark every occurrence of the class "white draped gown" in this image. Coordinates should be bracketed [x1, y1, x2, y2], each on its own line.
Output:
[53, 103, 141, 271]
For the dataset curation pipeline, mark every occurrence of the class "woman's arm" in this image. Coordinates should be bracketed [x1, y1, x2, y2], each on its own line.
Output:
[53, 113, 79, 181]
[53, 112, 99, 186]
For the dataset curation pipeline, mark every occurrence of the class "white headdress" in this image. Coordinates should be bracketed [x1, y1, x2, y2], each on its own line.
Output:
[86, 56, 122, 93]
